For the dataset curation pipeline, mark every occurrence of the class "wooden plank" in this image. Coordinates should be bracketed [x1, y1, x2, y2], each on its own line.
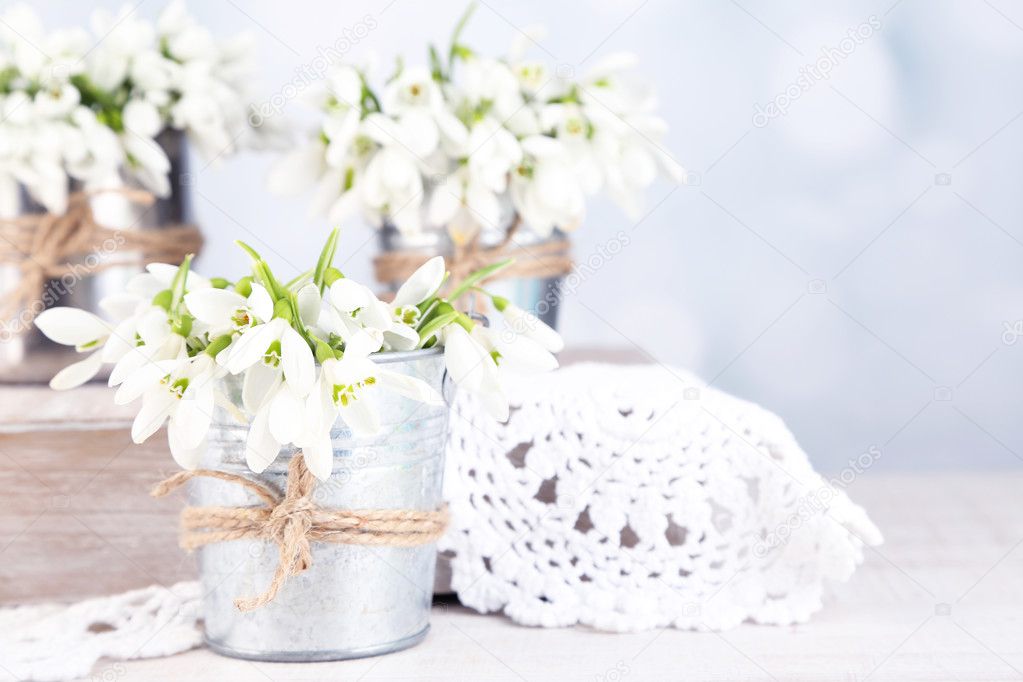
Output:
[0, 428, 188, 603]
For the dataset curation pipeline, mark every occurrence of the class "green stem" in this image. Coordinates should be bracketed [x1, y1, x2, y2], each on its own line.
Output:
[313, 227, 341, 293]
[446, 258, 513, 301]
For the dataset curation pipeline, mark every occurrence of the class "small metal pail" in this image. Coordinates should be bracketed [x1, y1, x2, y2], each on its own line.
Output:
[191, 348, 449, 661]
[377, 222, 565, 331]
[0, 130, 193, 383]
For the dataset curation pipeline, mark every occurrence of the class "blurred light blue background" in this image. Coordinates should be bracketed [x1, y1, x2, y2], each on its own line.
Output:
[36, 0, 1023, 472]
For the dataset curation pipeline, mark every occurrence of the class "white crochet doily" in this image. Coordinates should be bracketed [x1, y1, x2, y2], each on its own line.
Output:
[440, 362, 882, 632]
[0, 582, 201, 682]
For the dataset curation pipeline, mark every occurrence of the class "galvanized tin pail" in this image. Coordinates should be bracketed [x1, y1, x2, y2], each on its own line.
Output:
[0, 130, 193, 383]
[378, 222, 564, 330]
[192, 348, 449, 661]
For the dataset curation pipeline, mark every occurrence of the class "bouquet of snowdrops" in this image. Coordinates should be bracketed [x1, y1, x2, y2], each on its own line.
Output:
[270, 4, 684, 243]
[34, 230, 562, 480]
[0, 1, 278, 216]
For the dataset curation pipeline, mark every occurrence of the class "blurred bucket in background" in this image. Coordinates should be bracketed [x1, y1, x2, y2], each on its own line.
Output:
[0, 130, 195, 383]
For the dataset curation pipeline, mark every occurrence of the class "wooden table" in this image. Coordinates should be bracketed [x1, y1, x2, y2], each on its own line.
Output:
[2, 423, 1021, 681]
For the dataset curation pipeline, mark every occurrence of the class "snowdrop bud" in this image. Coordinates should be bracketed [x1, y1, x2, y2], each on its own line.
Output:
[152, 289, 172, 311]
[205, 334, 233, 357]
[210, 277, 230, 289]
[172, 314, 193, 337]
[491, 295, 511, 312]
[315, 339, 336, 364]
[323, 267, 344, 286]
[234, 276, 253, 297]
[272, 299, 294, 321]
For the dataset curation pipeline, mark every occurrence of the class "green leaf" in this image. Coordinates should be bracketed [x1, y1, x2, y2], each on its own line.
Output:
[288, 291, 309, 336]
[314, 228, 341, 293]
[234, 240, 263, 262]
[386, 55, 405, 84]
[169, 254, 194, 314]
[417, 310, 459, 347]
[454, 311, 475, 333]
[449, 2, 477, 67]
[428, 44, 445, 82]
[242, 252, 287, 301]
[416, 298, 440, 326]
[359, 72, 381, 113]
[446, 258, 514, 301]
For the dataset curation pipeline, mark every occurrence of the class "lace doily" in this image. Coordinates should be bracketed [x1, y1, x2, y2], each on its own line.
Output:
[0, 582, 200, 682]
[441, 362, 882, 632]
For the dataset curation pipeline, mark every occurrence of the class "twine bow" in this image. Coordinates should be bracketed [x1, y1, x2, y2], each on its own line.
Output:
[151, 453, 449, 612]
[373, 217, 573, 308]
[0, 189, 203, 330]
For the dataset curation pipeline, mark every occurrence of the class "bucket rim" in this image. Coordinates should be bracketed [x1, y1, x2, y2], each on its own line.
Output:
[368, 346, 443, 365]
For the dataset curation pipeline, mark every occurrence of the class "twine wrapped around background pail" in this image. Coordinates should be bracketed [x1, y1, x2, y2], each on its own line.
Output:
[374, 217, 572, 330]
[0, 189, 202, 328]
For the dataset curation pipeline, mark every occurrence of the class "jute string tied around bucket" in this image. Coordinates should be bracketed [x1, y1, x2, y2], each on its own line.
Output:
[151, 453, 449, 612]
[0, 188, 203, 328]
[373, 217, 573, 306]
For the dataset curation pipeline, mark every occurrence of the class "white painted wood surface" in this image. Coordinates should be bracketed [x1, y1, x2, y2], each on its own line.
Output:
[69, 473, 1023, 681]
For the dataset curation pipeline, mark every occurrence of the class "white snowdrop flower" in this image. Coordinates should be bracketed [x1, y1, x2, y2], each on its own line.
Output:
[324, 276, 419, 350]
[34, 308, 112, 390]
[493, 297, 564, 353]
[184, 282, 274, 337]
[510, 136, 585, 237]
[440, 324, 508, 422]
[472, 324, 558, 375]
[224, 316, 315, 396]
[319, 330, 442, 439]
[126, 354, 220, 469]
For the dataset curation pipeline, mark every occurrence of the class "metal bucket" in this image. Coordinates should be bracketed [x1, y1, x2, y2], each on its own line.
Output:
[0, 130, 193, 383]
[378, 221, 564, 330]
[192, 348, 449, 661]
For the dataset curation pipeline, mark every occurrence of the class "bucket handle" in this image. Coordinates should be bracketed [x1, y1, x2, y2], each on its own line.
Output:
[441, 368, 457, 407]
